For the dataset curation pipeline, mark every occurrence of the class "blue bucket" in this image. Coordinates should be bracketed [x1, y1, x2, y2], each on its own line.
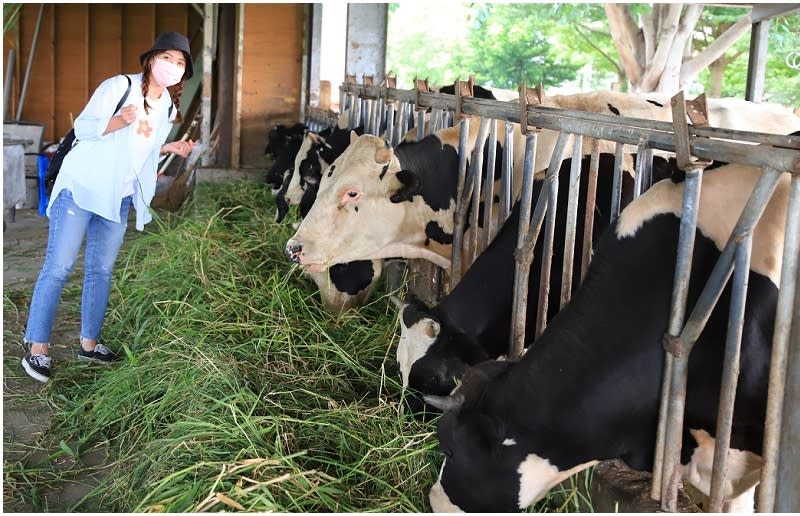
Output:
[37, 154, 49, 216]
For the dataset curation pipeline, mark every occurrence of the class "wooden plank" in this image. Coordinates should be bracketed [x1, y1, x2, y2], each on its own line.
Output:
[122, 4, 155, 73]
[239, 3, 304, 167]
[89, 4, 123, 91]
[155, 4, 188, 36]
[54, 4, 90, 138]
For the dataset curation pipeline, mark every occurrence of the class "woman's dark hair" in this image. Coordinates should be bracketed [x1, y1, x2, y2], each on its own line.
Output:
[141, 55, 184, 124]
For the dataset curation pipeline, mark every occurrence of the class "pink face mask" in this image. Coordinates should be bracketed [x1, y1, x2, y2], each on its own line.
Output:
[151, 58, 185, 88]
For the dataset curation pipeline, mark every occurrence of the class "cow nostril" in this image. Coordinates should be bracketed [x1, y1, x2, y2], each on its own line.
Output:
[285, 243, 302, 263]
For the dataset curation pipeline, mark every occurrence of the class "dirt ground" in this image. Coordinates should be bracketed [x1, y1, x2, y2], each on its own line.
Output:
[3, 207, 110, 511]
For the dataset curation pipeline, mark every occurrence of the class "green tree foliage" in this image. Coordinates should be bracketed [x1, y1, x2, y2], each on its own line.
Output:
[460, 4, 582, 89]
[386, 3, 799, 106]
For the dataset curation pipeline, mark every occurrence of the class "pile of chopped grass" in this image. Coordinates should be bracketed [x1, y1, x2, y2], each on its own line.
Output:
[9, 180, 593, 512]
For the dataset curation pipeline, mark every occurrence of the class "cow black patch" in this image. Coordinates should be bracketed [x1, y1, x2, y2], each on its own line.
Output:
[425, 221, 453, 246]
[646, 99, 664, 107]
[607, 103, 621, 116]
[379, 163, 390, 180]
[328, 165, 336, 177]
[329, 261, 376, 295]
[395, 136, 461, 212]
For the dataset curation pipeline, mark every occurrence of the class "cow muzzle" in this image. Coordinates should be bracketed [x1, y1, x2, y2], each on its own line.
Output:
[285, 242, 303, 263]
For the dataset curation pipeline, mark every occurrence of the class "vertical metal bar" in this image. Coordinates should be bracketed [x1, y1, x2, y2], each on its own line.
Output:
[560, 136, 583, 308]
[708, 235, 752, 512]
[654, 165, 703, 504]
[385, 103, 396, 146]
[449, 118, 471, 289]
[534, 132, 570, 339]
[760, 174, 800, 512]
[634, 137, 651, 199]
[509, 131, 541, 360]
[467, 118, 492, 267]
[483, 119, 498, 246]
[416, 111, 426, 142]
[610, 141, 625, 219]
[501, 122, 515, 223]
[580, 141, 600, 283]
[775, 260, 800, 513]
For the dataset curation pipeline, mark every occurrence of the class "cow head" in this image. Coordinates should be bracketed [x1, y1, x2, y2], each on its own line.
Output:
[285, 131, 329, 206]
[265, 123, 306, 191]
[285, 133, 443, 272]
[396, 295, 488, 415]
[427, 361, 596, 512]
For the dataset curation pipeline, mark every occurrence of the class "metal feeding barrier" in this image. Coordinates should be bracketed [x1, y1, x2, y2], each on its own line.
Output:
[304, 77, 800, 512]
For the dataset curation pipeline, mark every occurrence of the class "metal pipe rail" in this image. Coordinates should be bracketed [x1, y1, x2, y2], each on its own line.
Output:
[339, 82, 799, 174]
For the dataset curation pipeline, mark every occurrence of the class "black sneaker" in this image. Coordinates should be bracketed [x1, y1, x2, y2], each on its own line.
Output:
[77, 342, 118, 364]
[21, 351, 52, 382]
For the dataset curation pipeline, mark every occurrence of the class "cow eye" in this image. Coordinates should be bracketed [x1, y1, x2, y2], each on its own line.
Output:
[347, 191, 358, 198]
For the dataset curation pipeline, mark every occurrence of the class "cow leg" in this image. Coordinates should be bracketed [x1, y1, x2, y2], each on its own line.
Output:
[681, 429, 762, 512]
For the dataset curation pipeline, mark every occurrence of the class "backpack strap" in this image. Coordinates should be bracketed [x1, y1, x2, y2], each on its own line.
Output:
[114, 75, 132, 115]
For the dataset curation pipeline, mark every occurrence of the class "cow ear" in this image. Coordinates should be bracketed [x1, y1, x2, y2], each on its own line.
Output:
[350, 130, 359, 145]
[390, 169, 421, 203]
[424, 319, 441, 339]
[374, 144, 393, 164]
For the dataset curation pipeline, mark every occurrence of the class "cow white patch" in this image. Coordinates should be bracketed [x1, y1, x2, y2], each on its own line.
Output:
[517, 454, 599, 509]
[502, 438, 517, 446]
[397, 312, 440, 388]
[429, 460, 464, 513]
[681, 428, 762, 510]
[285, 134, 319, 205]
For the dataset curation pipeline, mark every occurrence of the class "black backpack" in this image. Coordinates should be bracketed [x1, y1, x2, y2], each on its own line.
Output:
[45, 75, 132, 196]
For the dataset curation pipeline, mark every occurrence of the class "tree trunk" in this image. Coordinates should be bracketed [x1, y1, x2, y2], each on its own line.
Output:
[708, 61, 725, 97]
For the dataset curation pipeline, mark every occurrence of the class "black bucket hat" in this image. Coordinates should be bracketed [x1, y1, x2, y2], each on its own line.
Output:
[139, 31, 194, 80]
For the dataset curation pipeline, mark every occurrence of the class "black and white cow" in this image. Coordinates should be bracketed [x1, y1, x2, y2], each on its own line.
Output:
[397, 153, 683, 414]
[426, 162, 786, 512]
[265, 122, 307, 191]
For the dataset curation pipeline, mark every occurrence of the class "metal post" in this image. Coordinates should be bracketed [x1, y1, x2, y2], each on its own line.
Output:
[761, 174, 800, 512]
[534, 132, 570, 338]
[466, 118, 492, 267]
[655, 164, 703, 505]
[508, 131, 542, 360]
[708, 233, 753, 512]
[449, 118, 471, 289]
[501, 122, 515, 223]
[610, 142, 625, 219]
[580, 141, 600, 283]
[560, 135, 583, 308]
[483, 119, 498, 246]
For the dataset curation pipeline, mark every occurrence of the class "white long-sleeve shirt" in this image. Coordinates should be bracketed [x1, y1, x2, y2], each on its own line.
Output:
[48, 73, 174, 231]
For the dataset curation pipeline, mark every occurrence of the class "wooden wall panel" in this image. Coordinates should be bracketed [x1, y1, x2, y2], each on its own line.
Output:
[13, 4, 55, 134]
[54, 4, 89, 138]
[239, 3, 304, 168]
[121, 4, 155, 76]
[89, 4, 123, 93]
[155, 4, 188, 37]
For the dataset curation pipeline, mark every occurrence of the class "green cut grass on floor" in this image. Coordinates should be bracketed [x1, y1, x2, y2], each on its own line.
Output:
[5, 181, 594, 512]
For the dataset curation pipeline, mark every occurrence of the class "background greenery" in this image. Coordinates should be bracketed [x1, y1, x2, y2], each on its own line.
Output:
[386, 3, 800, 106]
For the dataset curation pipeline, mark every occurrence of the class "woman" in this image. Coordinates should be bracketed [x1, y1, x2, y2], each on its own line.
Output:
[22, 32, 196, 382]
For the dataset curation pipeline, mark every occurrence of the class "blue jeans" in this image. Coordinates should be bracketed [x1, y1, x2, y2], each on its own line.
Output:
[24, 189, 132, 345]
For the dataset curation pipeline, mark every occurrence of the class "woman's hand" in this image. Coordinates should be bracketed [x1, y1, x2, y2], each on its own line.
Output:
[161, 139, 195, 158]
